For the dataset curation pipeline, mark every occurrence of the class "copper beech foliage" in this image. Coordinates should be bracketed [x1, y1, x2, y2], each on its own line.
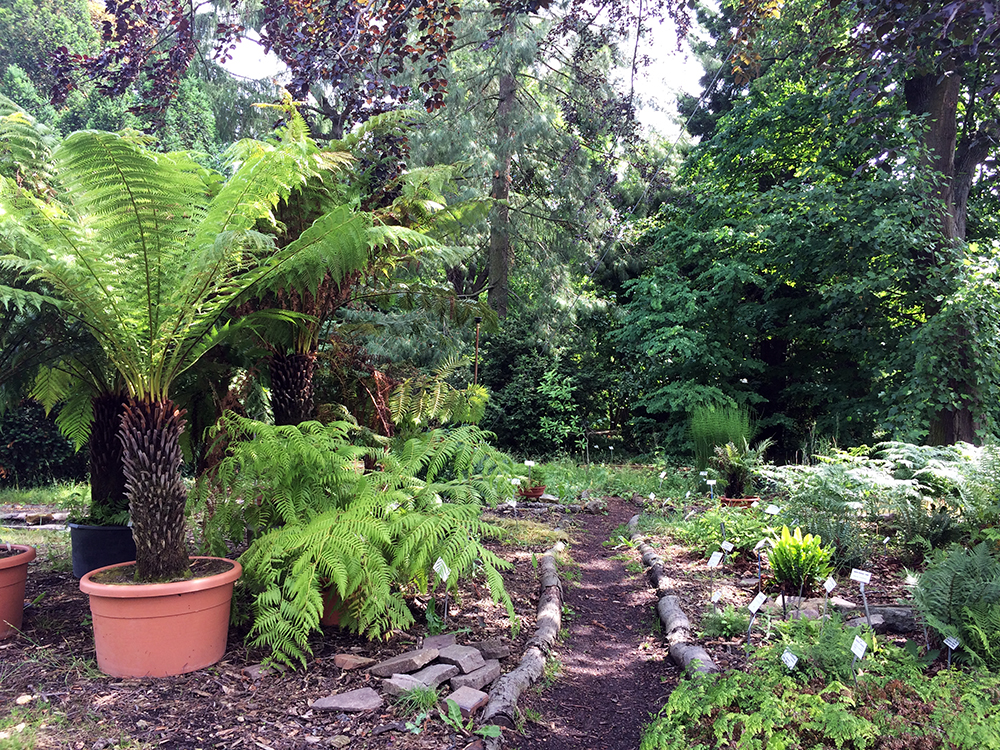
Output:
[46, 0, 558, 129]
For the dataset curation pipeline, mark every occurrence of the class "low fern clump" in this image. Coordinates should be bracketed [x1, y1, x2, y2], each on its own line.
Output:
[200, 414, 518, 667]
[641, 620, 1000, 750]
[768, 525, 833, 593]
[913, 542, 1000, 668]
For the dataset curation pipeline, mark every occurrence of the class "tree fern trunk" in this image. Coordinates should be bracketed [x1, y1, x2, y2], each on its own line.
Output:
[120, 399, 190, 581]
[270, 352, 317, 426]
[89, 393, 128, 516]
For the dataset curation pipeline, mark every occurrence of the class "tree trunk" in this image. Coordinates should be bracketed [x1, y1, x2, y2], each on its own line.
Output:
[89, 393, 128, 517]
[488, 72, 516, 319]
[905, 66, 979, 445]
[269, 352, 317, 426]
[120, 399, 190, 581]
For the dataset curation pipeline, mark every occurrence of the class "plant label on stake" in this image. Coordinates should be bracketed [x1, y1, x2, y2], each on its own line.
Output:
[706, 479, 716, 500]
[746, 593, 767, 654]
[944, 636, 959, 667]
[708, 551, 723, 605]
[434, 557, 451, 625]
[850, 634, 867, 683]
[754, 539, 767, 591]
[851, 569, 873, 628]
[821, 576, 837, 632]
[711, 589, 721, 611]
[764, 504, 780, 516]
[781, 649, 799, 670]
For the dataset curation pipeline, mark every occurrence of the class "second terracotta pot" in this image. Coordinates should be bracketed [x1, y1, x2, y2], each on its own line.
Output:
[79, 556, 242, 678]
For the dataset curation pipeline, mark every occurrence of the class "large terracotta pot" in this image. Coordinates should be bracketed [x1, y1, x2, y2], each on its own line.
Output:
[0, 544, 36, 639]
[68, 522, 136, 578]
[79, 556, 242, 677]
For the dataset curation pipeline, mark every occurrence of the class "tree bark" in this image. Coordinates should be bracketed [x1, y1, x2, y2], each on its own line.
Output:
[488, 71, 516, 319]
[120, 399, 190, 581]
[269, 352, 317, 426]
[89, 393, 128, 517]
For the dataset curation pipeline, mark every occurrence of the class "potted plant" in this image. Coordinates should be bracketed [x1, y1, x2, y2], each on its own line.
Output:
[0, 543, 36, 640]
[518, 460, 547, 498]
[0, 116, 372, 676]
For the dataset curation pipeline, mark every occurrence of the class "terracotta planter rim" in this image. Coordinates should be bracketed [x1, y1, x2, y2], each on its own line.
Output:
[80, 556, 241, 598]
[0, 545, 36, 569]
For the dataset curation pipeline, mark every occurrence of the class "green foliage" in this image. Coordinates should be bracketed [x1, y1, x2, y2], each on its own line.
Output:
[913, 543, 1000, 668]
[691, 406, 753, 471]
[709, 437, 773, 497]
[668, 507, 774, 561]
[768, 526, 833, 592]
[641, 627, 1000, 750]
[0, 401, 86, 488]
[699, 604, 749, 639]
[395, 686, 439, 716]
[389, 355, 488, 434]
[201, 414, 517, 667]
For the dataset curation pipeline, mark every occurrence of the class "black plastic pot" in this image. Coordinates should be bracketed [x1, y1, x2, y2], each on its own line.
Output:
[68, 522, 136, 578]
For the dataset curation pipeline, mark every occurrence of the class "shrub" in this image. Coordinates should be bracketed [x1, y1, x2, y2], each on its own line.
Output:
[700, 604, 750, 638]
[0, 401, 87, 488]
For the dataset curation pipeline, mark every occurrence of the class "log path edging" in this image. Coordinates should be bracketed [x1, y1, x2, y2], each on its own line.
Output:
[480, 540, 565, 749]
[628, 513, 719, 676]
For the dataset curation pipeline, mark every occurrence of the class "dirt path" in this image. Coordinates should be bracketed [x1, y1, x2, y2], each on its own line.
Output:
[512, 496, 680, 750]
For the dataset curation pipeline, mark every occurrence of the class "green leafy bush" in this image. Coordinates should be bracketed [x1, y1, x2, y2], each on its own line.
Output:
[700, 604, 750, 638]
[768, 526, 833, 593]
[913, 542, 1000, 668]
[0, 401, 87, 488]
[669, 506, 774, 561]
[200, 415, 517, 667]
[710, 437, 773, 497]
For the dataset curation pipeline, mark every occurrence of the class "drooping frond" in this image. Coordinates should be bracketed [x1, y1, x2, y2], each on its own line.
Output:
[0, 94, 57, 191]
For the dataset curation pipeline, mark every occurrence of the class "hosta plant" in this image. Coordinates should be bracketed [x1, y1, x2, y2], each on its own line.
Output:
[768, 526, 833, 593]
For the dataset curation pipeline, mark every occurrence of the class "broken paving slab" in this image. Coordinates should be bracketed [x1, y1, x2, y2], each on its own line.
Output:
[382, 674, 426, 697]
[437, 644, 486, 674]
[312, 687, 383, 712]
[333, 653, 375, 670]
[472, 638, 510, 660]
[448, 685, 489, 718]
[410, 662, 459, 689]
[423, 633, 458, 651]
[450, 659, 500, 691]
[368, 647, 439, 677]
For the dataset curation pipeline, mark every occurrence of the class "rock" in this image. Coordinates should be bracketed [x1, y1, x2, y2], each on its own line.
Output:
[472, 638, 510, 660]
[329, 736, 352, 748]
[869, 606, 917, 633]
[829, 596, 858, 612]
[242, 663, 286, 680]
[382, 674, 426, 697]
[333, 653, 375, 671]
[423, 633, 458, 651]
[738, 577, 761, 589]
[312, 688, 383, 712]
[788, 607, 821, 621]
[463, 741, 485, 750]
[538, 492, 560, 503]
[584, 500, 606, 514]
[448, 686, 489, 718]
[450, 659, 501, 691]
[410, 663, 460, 689]
[369, 648, 439, 677]
[846, 614, 886, 632]
[437, 644, 486, 674]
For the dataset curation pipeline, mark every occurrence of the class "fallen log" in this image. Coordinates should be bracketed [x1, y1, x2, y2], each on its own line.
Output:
[481, 541, 565, 747]
[629, 514, 719, 676]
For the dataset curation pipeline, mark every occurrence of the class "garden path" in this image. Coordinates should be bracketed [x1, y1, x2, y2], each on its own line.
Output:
[511, 496, 680, 750]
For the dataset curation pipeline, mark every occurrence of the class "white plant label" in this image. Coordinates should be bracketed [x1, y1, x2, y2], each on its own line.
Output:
[707, 551, 724, 569]
[764, 504, 781, 515]
[748, 592, 767, 614]
[944, 636, 960, 650]
[751, 501, 760, 508]
[660, 471, 667, 480]
[851, 635, 868, 659]
[706, 479, 717, 486]
[700, 471, 708, 477]
[721, 541, 735, 553]
[781, 649, 799, 669]
[824, 577, 837, 593]
[882, 536, 891, 544]
[753, 539, 767, 552]
[850, 569, 872, 585]
[711, 591, 722, 603]
[433, 557, 451, 583]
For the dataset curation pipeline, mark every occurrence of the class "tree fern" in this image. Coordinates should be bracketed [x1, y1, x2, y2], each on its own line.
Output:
[200, 413, 517, 667]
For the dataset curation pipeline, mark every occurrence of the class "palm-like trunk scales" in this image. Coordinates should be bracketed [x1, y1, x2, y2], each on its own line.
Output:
[270, 352, 317, 426]
[120, 399, 190, 580]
